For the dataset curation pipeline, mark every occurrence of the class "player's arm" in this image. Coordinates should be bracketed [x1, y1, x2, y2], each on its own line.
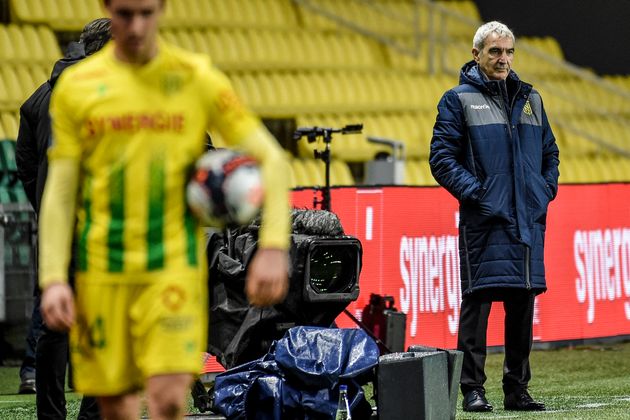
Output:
[39, 77, 81, 331]
[233, 126, 291, 307]
[206, 69, 291, 250]
[205, 68, 291, 306]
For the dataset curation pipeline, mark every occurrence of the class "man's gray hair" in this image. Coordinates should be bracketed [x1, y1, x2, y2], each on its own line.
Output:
[79, 18, 112, 56]
[472, 21, 515, 50]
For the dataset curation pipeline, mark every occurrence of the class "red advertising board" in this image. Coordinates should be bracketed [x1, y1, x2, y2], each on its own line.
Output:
[291, 184, 630, 349]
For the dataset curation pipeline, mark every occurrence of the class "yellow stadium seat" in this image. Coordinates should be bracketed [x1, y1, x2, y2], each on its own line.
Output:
[0, 26, 16, 62]
[16, 66, 36, 100]
[160, 29, 178, 46]
[1, 112, 19, 140]
[190, 30, 211, 56]
[0, 74, 8, 109]
[330, 160, 355, 186]
[84, 0, 105, 21]
[7, 24, 30, 63]
[29, 63, 49, 86]
[291, 159, 311, 188]
[174, 30, 196, 52]
[10, 0, 47, 24]
[302, 158, 325, 187]
[558, 157, 576, 183]
[0, 66, 23, 107]
[403, 160, 422, 185]
[617, 157, 630, 182]
[207, 0, 297, 29]
[21, 25, 46, 63]
[418, 159, 438, 186]
[10, 0, 104, 31]
[69, 0, 93, 25]
[37, 25, 62, 62]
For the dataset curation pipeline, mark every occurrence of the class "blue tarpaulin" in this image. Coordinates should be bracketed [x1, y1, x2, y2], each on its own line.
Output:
[213, 326, 379, 419]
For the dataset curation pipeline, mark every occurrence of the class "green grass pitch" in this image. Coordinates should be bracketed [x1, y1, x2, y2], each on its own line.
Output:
[0, 341, 629, 419]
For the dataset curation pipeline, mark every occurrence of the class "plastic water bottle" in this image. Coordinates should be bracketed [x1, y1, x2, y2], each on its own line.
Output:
[335, 384, 352, 420]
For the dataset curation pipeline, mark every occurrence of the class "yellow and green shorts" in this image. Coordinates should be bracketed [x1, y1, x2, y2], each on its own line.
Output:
[69, 274, 208, 396]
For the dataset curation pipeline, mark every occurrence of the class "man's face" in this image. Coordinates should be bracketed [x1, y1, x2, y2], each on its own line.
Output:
[105, 0, 163, 63]
[472, 32, 514, 81]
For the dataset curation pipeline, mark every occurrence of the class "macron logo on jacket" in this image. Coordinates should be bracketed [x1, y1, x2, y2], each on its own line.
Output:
[470, 104, 490, 110]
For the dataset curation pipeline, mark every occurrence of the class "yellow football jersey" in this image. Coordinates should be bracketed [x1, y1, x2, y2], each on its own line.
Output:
[41, 40, 289, 286]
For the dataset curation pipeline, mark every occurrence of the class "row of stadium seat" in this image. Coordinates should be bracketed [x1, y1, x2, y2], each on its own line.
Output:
[9, 0, 480, 35]
[555, 116, 630, 155]
[0, 22, 570, 77]
[0, 63, 49, 111]
[0, 23, 61, 65]
[560, 154, 630, 184]
[159, 24, 573, 80]
[10, 0, 104, 31]
[229, 70, 456, 116]
[295, 0, 479, 39]
[10, 0, 298, 31]
[540, 78, 630, 115]
[161, 27, 383, 71]
[605, 74, 630, 92]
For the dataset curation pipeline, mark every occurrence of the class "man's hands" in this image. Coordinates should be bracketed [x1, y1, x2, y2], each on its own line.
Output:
[41, 282, 75, 332]
[245, 248, 289, 307]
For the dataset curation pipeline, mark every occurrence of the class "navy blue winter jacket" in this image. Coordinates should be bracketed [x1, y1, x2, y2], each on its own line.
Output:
[429, 61, 560, 295]
[16, 42, 86, 214]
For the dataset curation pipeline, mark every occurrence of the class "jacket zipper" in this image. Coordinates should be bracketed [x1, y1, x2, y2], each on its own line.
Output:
[524, 245, 531, 289]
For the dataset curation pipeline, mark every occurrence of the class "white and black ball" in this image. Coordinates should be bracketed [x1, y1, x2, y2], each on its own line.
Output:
[187, 149, 263, 227]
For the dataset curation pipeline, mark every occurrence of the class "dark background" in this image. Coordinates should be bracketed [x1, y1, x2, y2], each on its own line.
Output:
[473, 0, 630, 75]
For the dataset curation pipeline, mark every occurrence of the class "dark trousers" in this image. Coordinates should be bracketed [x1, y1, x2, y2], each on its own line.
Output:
[20, 294, 43, 381]
[457, 289, 535, 396]
[36, 318, 101, 420]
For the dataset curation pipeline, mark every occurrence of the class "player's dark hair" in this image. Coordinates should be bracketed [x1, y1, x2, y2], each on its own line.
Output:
[79, 18, 112, 56]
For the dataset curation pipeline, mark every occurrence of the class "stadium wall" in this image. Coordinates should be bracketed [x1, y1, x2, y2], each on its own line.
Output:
[291, 184, 630, 349]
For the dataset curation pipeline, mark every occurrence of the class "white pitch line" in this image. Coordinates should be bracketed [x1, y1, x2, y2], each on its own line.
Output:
[577, 403, 609, 408]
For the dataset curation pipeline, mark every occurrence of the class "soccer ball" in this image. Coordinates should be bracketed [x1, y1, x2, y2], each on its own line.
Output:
[187, 149, 264, 227]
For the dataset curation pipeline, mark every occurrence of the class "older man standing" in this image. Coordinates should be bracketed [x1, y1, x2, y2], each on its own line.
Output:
[430, 21, 559, 412]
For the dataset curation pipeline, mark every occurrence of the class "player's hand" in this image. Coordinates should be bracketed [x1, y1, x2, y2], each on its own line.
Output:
[245, 248, 289, 307]
[41, 282, 75, 332]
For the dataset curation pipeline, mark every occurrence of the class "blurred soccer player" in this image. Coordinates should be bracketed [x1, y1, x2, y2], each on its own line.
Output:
[38, 0, 291, 418]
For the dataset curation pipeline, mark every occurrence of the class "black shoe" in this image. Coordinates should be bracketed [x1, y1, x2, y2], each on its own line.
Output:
[18, 378, 36, 394]
[463, 390, 493, 412]
[504, 390, 545, 411]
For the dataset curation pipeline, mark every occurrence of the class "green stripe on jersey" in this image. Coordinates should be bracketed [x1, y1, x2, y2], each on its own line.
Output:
[78, 176, 93, 271]
[147, 157, 165, 270]
[107, 164, 125, 272]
